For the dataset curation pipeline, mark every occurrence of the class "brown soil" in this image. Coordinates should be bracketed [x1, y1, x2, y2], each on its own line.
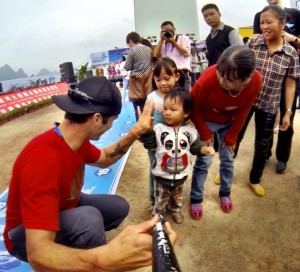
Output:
[1, 104, 299, 272]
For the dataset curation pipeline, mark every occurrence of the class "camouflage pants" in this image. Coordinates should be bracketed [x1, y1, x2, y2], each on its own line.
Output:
[152, 179, 184, 216]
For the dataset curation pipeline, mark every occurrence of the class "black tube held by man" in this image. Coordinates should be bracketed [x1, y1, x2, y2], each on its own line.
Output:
[152, 215, 181, 272]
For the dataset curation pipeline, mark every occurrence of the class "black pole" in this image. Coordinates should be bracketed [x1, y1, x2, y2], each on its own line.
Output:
[152, 215, 182, 272]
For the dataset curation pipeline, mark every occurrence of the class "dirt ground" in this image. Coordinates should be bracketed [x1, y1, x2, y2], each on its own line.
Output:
[0, 103, 299, 272]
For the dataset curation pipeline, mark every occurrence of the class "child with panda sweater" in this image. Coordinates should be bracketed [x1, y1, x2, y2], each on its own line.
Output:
[142, 89, 215, 224]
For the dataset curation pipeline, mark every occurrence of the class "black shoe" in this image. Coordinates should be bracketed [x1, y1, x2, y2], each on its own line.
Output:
[276, 161, 287, 174]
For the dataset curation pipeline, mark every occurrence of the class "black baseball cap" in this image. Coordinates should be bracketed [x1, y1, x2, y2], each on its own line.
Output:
[52, 76, 122, 115]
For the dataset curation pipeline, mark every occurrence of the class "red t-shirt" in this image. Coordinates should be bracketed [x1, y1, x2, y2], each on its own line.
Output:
[190, 65, 262, 146]
[4, 129, 101, 252]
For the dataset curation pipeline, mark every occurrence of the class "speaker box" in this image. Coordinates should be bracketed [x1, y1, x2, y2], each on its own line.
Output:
[0, 82, 3, 93]
[60, 75, 77, 84]
[59, 62, 75, 78]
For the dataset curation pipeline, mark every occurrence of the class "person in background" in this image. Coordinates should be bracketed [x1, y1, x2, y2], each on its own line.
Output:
[243, 37, 250, 44]
[125, 31, 153, 121]
[238, 5, 299, 196]
[247, 0, 300, 174]
[201, 3, 244, 152]
[146, 57, 185, 207]
[3, 76, 177, 271]
[141, 38, 157, 63]
[142, 89, 215, 224]
[119, 55, 130, 103]
[190, 46, 208, 86]
[201, 3, 243, 67]
[189, 45, 262, 219]
[153, 21, 191, 92]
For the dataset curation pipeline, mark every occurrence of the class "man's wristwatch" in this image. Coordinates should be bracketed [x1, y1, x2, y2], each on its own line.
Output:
[286, 108, 293, 114]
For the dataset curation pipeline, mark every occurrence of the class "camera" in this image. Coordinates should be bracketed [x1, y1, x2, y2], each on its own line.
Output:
[164, 30, 174, 39]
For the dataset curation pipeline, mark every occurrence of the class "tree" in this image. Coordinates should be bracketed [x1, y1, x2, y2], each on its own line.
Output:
[75, 62, 89, 81]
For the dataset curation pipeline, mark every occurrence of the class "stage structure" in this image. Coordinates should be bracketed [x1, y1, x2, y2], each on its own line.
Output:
[133, 0, 200, 45]
[290, 0, 300, 9]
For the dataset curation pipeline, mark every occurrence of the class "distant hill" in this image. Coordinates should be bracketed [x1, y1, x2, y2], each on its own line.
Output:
[15, 68, 28, 79]
[0, 64, 27, 81]
[37, 68, 60, 77]
[0, 64, 59, 81]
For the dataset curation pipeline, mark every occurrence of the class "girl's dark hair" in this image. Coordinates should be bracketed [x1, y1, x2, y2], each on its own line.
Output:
[217, 45, 256, 81]
[164, 88, 192, 115]
[65, 112, 110, 124]
[141, 38, 154, 50]
[126, 31, 141, 44]
[152, 57, 185, 89]
[261, 5, 286, 23]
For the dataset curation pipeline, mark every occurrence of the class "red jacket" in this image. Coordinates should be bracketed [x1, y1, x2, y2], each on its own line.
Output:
[190, 65, 262, 146]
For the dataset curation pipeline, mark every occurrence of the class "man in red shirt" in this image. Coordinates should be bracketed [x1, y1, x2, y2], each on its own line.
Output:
[189, 45, 262, 219]
[4, 76, 176, 271]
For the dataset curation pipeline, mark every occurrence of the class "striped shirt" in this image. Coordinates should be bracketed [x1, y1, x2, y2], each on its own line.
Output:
[124, 44, 152, 77]
[248, 35, 300, 114]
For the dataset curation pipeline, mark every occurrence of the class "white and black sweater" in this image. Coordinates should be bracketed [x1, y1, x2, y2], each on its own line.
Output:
[142, 123, 205, 186]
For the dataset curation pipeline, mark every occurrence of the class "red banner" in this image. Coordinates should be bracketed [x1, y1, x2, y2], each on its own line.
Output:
[0, 82, 68, 115]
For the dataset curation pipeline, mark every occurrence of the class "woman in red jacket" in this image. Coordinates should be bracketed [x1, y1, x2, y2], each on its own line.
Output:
[189, 45, 262, 219]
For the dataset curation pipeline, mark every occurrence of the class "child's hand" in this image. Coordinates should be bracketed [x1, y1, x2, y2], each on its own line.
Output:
[200, 146, 215, 156]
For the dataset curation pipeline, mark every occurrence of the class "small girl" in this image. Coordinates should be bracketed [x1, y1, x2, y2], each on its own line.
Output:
[142, 90, 215, 224]
[146, 57, 185, 207]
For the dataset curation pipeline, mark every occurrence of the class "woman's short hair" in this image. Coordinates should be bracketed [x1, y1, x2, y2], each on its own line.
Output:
[126, 31, 141, 44]
[217, 45, 256, 81]
[261, 5, 286, 23]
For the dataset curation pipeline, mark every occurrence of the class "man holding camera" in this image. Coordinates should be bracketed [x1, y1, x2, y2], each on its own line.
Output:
[153, 21, 191, 92]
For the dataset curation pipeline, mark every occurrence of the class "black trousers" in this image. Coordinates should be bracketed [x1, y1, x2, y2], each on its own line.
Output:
[271, 88, 297, 162]
[233, 107, 276, 183]
[235, 81, 298, 161]
[249, 109, 276, 183]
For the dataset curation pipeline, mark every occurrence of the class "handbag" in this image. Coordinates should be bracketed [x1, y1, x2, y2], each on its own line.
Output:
[128, 70, 153, 102]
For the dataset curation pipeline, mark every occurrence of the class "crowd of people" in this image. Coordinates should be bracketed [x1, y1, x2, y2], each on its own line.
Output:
[3, 0, 300, 271]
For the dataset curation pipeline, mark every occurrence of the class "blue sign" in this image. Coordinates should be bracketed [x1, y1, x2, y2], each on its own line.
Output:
[108, 48, 128, 63]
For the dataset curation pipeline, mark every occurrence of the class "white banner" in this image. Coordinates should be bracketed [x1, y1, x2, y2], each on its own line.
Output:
[90, 51, 109, 65]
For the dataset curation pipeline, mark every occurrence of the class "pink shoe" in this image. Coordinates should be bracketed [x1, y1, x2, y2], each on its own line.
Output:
[190, 203, 203, 220]
[220, 196, 233, 213]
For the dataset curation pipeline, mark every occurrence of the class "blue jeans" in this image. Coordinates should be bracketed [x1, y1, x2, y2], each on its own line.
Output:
[190, 120, 234, 203]
[7, 193, 129, 262]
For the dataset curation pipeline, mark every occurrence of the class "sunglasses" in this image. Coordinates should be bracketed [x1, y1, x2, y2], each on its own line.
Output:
[68, 87, 104, 105]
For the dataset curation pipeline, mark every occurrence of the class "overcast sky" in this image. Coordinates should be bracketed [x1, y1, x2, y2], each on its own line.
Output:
[0, 0, 291, 76]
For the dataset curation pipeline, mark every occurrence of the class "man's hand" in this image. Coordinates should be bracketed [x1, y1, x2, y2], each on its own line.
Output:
[94, 215, 177, 271]
[133, 100, 154, 136]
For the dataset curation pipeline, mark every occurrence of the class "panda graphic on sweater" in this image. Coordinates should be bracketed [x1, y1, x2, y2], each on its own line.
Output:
[160, 131, 190, 174]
